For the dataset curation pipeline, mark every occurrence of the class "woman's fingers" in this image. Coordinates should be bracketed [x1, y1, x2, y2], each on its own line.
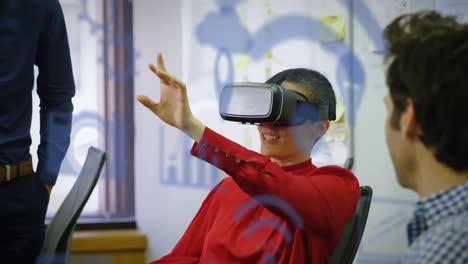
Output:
[151, 66, 186, 91]
[157, 53, 167, 72]
[149, 64, 173, 83]
[169, 75, 186, 90]
[149, 64, 170, 85]
[149, 53, 169, 85]
[149, 53, 186, 91]
[137, 95, 159, 113]
[156, 68, 186, 90]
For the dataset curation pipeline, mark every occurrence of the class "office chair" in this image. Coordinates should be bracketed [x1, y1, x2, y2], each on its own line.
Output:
[328, 186, 373, 264]
[40, 147, 107, 264]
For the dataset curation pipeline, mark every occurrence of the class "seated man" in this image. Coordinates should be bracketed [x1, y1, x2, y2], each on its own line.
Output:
[137, 54, 360, 263]
[383, 11, 468, 263]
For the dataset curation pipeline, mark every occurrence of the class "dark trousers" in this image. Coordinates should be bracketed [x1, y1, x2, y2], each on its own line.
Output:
[0, 173, 49, 264]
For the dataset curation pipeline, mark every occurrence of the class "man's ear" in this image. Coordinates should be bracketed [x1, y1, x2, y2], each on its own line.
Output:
[400, 99, 420, 140]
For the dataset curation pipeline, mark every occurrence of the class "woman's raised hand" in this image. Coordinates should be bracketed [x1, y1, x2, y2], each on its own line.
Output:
[137, 53, 205, 142]
[137, 53, 193, 130]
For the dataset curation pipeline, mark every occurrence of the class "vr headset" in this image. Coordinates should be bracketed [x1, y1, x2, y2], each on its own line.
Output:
[219, 82, 336, 126]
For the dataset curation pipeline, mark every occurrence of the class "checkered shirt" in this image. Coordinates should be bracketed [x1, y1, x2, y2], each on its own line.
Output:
[401, 182, 468, 263]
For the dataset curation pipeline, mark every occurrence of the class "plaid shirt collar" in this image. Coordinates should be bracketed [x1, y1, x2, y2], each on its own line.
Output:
[407, 182, 468, 245]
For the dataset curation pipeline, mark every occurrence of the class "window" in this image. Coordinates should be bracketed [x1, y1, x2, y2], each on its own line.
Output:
[31, 0, 135, 225]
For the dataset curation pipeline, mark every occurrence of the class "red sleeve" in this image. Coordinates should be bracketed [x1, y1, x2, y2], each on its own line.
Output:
[150, 180, 225, 263]
[191, 127, 360, 236]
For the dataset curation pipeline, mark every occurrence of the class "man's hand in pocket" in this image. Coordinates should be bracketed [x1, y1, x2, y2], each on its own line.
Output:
[45, 184, 52, 195]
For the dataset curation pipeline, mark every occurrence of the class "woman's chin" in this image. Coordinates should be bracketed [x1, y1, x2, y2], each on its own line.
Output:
[260, 146, 281, 158]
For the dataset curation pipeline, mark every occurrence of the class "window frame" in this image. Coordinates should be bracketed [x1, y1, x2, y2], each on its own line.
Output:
[98, 0, 136, 223]
[60, 0, 136, 228]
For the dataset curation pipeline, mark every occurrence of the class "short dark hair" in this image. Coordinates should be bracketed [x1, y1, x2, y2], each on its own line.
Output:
[266, 68, 337, 120]
[384, 11, 468, 171]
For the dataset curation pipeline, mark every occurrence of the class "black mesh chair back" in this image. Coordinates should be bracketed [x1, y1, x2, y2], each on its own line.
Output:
[40, 147, 107, 264]
[328, 186, 373, 264]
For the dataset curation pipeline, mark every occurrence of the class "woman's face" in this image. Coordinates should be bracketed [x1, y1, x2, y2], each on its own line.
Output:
[256, 81, 328, 165]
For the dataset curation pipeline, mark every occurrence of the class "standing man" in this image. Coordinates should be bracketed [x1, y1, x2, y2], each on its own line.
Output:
[0, 0, 75, 262]
[383, 11, 468, 263]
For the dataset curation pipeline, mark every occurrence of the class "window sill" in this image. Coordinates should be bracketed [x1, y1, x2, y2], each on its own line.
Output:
[70, 229, 147, 264]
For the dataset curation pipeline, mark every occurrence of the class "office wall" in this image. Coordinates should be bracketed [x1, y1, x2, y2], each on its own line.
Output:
[133, 0, 187, 261]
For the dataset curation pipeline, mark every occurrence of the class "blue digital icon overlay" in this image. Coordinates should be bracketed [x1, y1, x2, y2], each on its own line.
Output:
[79, 0, 139, 82]
[158, 0, 369, 186]
[97, 34, 141, 81]
[232, 194, 305, 264]
[64, 0, 138, 173]
[78, 0, 103, 34]
[356, 197, 415, 263]
[78, 0, 119, 36]
[158, 126, 224, 189]
[195, 0, 368, 117]
[60, 111, 126, 176]
[70, 1, 426, 262]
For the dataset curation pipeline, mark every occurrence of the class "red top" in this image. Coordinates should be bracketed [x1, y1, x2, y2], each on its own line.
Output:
[151, 128, 360, 264]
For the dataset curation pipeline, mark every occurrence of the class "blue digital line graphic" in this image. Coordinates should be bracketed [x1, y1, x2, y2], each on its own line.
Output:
[72, 1, 431, 262]
[66, 0, 138, 173]
[195, 0, 367, 132]
[61, 111, 125, 176]
[97, 34, 141, 81]
[158, 126, 224, 188]
[78, 0, 103, 34]
[79, 0, 139, 82]
[78, 0, 119, 36]
[60, 111, 102, 175]
[234, 194, 304, 229]
[231, 194, 303, 264]
[245, 216, 292, 242]
[356, 196, 415, 263]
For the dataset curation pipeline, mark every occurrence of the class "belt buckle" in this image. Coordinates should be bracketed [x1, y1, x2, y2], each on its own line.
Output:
[4, 165, 11, 182]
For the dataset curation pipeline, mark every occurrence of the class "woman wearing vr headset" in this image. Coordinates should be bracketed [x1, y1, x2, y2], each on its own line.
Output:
[138, 53, 359, 264]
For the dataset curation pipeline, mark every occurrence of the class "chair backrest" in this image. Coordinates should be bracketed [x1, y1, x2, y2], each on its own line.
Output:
[328, 186, 373, 264]
[40, 147, 107, 262]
